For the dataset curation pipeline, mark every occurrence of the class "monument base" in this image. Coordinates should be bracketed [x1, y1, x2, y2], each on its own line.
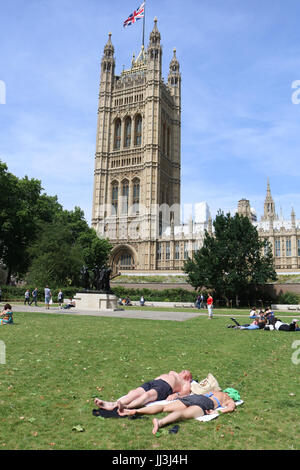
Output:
[74, 292, 119, 311]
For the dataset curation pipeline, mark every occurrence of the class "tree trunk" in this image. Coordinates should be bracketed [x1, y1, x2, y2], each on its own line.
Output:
[6, 266, 11, 285]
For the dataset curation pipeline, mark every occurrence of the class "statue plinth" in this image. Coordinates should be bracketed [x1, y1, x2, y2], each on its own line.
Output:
[74, 291, 118, 311]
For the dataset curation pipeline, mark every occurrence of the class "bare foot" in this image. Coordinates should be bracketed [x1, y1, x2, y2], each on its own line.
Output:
[94, 398, 117, 410]
[118, 408, 136, 417]
[152, 418, 160, 435]
[117, 400, 124, 412]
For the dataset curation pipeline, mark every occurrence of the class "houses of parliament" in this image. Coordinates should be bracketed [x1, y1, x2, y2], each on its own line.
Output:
[91, 19, 300, 274]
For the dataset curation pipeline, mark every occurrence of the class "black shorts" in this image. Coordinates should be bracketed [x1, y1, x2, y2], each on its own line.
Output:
[178, 394, 215, 413]
[140, 379, 173, 401]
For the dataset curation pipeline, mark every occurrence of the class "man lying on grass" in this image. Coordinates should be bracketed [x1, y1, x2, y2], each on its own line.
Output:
[118, 388, 239, 435]
[94, 370, 192, 412]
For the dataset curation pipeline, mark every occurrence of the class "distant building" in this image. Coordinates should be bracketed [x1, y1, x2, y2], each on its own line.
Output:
[237, 181, 300, 272]
[92, 21, 299, 274]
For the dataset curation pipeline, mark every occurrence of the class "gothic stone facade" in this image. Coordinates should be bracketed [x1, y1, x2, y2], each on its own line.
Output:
[92, 22, 299, 274]
[237, 181, 300, 272]
[92, 21, 211, 273]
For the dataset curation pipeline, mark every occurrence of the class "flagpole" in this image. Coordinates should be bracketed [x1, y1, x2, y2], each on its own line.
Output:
[142, 0, 146, 47]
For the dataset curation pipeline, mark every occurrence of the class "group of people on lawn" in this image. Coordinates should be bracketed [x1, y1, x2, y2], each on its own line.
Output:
[228, 306, 300, 331]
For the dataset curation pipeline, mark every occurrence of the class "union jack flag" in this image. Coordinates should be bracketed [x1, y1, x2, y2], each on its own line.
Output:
[123, 2, 145, 28]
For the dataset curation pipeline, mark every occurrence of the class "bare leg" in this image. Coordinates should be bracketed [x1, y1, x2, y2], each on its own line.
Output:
[119, 403, 167, 417]
[94, 398, 118, 410]
[152, 405, 205, 435]
[119, 389, 158, 411]
[118, 400, 186, 417]
[116, 387, 146, 411]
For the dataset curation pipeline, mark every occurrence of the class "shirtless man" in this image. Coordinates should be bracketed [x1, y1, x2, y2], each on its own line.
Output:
[118, 389, 237, 435]
[94, 370, 192, 412]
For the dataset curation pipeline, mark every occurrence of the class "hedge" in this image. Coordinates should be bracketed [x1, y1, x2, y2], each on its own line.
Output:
[0, 286, 79, 302]
[0, 285, 293, 305]
[111, 286, 198, 303]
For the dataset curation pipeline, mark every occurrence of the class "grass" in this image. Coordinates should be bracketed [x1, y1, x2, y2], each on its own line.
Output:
[0, 309, 299, 450]
[112, 274, 188, 283]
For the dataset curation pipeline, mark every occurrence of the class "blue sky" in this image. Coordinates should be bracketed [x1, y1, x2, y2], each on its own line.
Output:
[1, 0, 300, 223]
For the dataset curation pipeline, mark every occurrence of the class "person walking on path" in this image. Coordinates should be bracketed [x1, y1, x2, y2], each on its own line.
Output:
[29, 288, 38, 306]
[24, 289, 30, 305]
[58, 289, 64, 307]
[44, 286, 52, 309]
[207, 293, 213, 319]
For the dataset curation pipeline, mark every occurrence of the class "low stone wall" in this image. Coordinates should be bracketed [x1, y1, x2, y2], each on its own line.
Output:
[264, 283, 300, 296]
[111, 282, 194, 291]
[128, 300, 195, 308]
[271, 304, 300, 312]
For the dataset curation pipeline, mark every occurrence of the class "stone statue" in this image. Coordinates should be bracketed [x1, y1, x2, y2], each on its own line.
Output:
[103, 267, 112, 293]
[92, 265, 100, 291]
[80, 266, 90, 290]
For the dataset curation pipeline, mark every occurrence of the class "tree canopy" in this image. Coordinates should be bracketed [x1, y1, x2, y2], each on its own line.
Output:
[0, 160, 112, 286]
[184, 211, 277, 303]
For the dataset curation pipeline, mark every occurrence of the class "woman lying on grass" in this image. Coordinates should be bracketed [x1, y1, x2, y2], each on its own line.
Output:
[118, 388, 239, 435]
[0, 304, 13, 325]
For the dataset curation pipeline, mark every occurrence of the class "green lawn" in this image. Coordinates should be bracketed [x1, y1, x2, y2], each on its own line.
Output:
[0, 310, 299, 450]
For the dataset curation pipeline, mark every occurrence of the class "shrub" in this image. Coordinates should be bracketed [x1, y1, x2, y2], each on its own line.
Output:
[278, 291, 300, 305]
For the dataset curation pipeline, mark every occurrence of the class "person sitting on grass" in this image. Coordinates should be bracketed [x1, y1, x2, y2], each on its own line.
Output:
[0, 304, 13, 325]
[264, 307, 275, 322]
[117, 388, 239, 435]
[249, 307, 257, 319]
[62, 299, 76, 309]
[94, 370, 193, 412]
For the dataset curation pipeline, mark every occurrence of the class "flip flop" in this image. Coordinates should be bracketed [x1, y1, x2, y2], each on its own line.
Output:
[169, 425, 179, 434]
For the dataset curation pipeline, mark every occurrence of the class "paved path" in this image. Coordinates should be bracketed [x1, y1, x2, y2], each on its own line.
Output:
[10, 303, 289, 322]
[9, 303, 300, 322]
[11, 304, 201, 322]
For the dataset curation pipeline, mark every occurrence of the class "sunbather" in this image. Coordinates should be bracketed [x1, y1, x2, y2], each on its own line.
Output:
[264, 318, 299, 331]
[228, 317, 266, 329]
[94, 370, 193, 412]
[118, 388, 238, 435]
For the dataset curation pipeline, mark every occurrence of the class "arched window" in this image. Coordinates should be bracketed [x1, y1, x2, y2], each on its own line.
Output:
[121, 179, 129, 214]
[132, 178, 140, 214]
[111, 181, 119, 215]
[119, 253, 133, 268]
[114, 119, 121, 149]
[135, 115, 142, 146]
[124, 117, 131, 148]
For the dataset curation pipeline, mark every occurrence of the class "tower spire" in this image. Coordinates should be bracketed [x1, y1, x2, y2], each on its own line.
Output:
[261, 179, 277, 221]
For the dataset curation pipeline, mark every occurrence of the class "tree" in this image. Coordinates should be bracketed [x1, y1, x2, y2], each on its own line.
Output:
[26, 219, 85, 287]
[77, 229, 112, 271]
[0, 160, 112, 286]
[0, 162, 47, 283]
[184, 211, 277, 305]
[26, 208, 112, 287]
